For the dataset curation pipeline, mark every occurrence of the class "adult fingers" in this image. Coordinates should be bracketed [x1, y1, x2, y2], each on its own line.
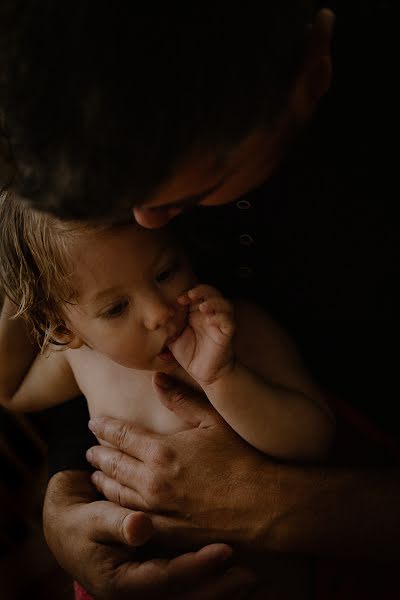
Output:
[88, 417, 157, 461]
[116, 543, 256, 598]
[87, 444, 144, 488]
[87, 442, 181, 512]
[91, 470, 148, 511]
[82, 500, 154, 547]
[153, 372, 220, 428]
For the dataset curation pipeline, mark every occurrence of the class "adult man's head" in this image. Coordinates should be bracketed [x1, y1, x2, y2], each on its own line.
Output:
[0, 2, 334, 227]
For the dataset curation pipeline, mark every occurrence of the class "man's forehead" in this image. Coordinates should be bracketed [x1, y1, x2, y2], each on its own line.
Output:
[139, 173, 231, 213]
[137, 129, 269, 211]
[139, 151, 229, 211]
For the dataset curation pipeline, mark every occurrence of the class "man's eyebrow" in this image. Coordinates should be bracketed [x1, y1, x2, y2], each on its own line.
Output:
[140, 172, 231, 212]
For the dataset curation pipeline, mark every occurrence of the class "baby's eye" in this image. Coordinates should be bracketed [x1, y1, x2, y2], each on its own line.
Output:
[103, 300, 129, 319]
[156, 261, 180, 283]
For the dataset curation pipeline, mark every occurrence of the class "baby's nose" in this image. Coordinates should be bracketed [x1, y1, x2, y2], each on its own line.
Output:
[143, 296, 175, 331]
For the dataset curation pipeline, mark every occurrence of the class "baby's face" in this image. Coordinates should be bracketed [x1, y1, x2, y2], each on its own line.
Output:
[63, 225, 196, 371]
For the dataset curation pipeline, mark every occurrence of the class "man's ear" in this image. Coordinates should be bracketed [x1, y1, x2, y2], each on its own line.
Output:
[288, 9, 335, 121]
[52, 324, 83, 349]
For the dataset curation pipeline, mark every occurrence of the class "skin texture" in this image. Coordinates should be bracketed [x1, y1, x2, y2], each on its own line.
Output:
[88, 375, 400, 560]
[58, 226, 197, 371]
[43, 471, 256, 600]
[132, 10, 334, 228]
[45, 9, 400, 599]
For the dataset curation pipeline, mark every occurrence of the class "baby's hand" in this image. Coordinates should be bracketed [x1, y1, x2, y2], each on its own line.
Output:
[169, 285, 235, 386]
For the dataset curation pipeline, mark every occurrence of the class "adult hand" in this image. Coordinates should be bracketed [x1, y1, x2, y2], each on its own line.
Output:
[86, 374, 275, 552]
[83, 376, 400, 561]
[44, 470, 256, 599]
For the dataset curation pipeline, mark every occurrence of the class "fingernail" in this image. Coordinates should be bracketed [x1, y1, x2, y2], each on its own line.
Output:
[155, 373, 173, 390]
[86, 448, 94, 462]
[88, 419, 98, 432]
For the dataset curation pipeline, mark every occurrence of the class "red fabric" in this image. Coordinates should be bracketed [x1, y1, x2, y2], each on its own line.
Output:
[74, 581, 94, 600]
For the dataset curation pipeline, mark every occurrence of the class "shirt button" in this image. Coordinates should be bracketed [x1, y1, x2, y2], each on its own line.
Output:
[239, 233, 254, 247]
[237, 266, 253, 279]
[236, 199, 251, 210]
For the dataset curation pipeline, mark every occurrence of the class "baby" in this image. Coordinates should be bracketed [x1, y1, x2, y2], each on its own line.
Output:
[0, 191, 334, 463]
[0, 191, 337, 598]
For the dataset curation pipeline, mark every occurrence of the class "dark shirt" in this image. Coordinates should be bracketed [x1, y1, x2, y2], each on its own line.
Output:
[47, 0, 400, 476]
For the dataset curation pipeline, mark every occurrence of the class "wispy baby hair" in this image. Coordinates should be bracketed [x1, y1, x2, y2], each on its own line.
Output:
[0, 190, 108, 346]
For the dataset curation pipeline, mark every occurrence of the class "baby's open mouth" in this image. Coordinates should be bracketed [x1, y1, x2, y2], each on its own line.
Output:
[157, 346, 176, 362]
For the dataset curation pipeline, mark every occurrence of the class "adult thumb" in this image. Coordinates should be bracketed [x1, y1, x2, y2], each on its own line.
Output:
[153, 372, 214, 427]
[85, 501, 154, 547]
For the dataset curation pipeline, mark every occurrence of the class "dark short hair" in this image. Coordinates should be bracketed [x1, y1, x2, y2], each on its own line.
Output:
[0, 2, 315, 221]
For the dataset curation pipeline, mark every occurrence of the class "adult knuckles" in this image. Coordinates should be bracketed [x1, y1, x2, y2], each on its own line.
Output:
[113, 421, 134, 451]
[145, 475, 171, 506]
[145, 471, 184, 511]
[109, 451, 126, 481]
[96, 473, 125, 506]
[115, 511, 132, 545]
[148, 441, 175, 468]
[113, 484, 141, 512]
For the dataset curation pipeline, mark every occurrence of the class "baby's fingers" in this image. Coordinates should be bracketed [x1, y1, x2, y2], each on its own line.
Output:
[187, 284, 222, 303]
[177, 291, 192, 305]
[176, 284, 218, 307]
[206, 312, 235, 337]
[199, 297, 233, 316]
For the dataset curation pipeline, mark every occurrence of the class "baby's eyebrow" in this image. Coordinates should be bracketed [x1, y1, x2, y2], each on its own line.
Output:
[89, 286, 121, 306]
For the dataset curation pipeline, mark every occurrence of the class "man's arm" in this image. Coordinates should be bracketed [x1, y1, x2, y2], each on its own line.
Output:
[87, 375, 400, 560]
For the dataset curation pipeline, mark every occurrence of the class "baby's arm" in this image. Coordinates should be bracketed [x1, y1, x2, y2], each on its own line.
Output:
[205, 300, 335, 460]
[171, 287, 334, 461]
[0, 296, 38, 398]
[0, 297, 80, 412]
[3, 349, 81, 412]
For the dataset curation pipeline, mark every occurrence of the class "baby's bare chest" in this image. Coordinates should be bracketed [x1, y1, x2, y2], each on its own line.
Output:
[66, 348, 187, 434]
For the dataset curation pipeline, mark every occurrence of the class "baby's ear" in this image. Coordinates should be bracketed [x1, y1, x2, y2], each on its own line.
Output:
[51, 324, 83, 349]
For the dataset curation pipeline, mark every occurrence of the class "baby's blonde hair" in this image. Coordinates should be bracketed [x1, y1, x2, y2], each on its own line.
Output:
[0, 191, 113, 346]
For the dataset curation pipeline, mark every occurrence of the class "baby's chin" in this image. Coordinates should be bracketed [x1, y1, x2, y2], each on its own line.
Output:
[106, 355, 158, 371]
[112, 354, 180, 373]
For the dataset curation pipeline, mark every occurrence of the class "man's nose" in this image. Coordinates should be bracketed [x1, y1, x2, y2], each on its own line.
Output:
[142, 294, 175, 331]
[133, 207, 182, 229]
